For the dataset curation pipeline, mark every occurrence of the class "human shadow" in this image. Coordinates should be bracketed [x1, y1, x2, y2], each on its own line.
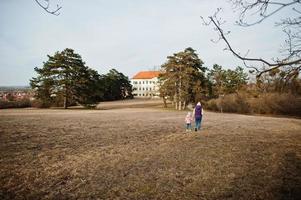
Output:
[213, 151, 301, 200]
[279, 152, 301, 200]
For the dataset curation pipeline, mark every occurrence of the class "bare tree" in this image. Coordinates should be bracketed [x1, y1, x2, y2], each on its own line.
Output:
[202, 0, 301, 82]
[34, 0, 62, 15]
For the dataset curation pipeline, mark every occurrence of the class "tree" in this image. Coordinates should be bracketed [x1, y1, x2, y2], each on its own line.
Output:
[256, 66, 301, 94]
[101, 69, 133, 101]
[160, 47, 207, 110]
[6, 93, 15, 102]
[30, 76, 55, 107]
[224, 66, 248, 94]
[202, 0, 301, 84]
[208, 65, 248, 96]
[74, 68, 104, 107]
[30, 48, 101, 108]
[207, 64, 226, 97]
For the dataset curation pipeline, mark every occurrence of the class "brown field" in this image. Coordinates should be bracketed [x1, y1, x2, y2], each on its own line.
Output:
[1, 101, 301, 199]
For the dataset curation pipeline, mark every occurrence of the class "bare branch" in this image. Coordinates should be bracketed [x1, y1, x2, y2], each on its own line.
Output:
[34, 0, 62, 16]
[208, 16, 301, 78]
[293, 7, 301, 14]
[231, 0, 300, 26]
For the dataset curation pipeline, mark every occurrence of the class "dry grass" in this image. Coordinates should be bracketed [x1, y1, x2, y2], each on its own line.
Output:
[0, 105, 301, 199]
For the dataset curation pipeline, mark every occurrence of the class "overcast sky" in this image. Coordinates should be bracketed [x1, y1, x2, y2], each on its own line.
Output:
[0, 0, 289, 86]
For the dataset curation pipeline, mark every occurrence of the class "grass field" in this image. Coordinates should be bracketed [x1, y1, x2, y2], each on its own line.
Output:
[1, 103, 301, 199]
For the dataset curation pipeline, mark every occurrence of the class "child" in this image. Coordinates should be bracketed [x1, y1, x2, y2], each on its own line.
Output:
[185, 112, 192, 132]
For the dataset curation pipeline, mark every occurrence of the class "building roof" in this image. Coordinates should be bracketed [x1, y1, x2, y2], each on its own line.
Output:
[132, 71, 161, 79]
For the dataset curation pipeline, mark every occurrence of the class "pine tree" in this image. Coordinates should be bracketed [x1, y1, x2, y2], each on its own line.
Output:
[30, 48, 101, 108]
[102, 69, 133, 101]
[207, 65, 248, 96]
[160, 48, 207, 110]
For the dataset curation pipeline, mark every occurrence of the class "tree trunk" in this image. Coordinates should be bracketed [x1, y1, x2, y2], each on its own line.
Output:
[64, 86, 68, 109]
[179, 74, 182, 111]
[163, 97, 167, 108]
[64, 96, 68, 109]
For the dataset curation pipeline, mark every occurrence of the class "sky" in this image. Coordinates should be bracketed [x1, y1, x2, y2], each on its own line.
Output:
[0, 0, 290, 86]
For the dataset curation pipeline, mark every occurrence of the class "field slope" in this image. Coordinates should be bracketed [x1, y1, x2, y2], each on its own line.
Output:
[0, 108, 301, 199]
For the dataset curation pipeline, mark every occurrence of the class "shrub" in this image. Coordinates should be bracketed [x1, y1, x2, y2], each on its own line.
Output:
[206, 93, 251, 113]
[0, 99, 31, 109]
[249, 93, 301, 116]
[206, 92, 301, 116]
[221, 94, 251, 113]
[206, 99, 219, 112]
[30, 99, 51, 108]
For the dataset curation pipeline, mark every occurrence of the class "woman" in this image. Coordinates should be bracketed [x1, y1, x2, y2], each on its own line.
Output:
[193, 102, 203, 131]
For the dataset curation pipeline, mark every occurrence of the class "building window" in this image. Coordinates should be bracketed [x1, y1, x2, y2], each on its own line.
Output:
[146, 88, 148, 90]
[139, 87, 141, 90]
[139, 81, 141, 84]
[150, 88, 152, 91]
[143, 94, 145, 96]
[146, 81, 148, 84]
[143, 81, 145, 84]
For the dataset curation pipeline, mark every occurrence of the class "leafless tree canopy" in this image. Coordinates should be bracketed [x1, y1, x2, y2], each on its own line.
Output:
[202, 0, 301, 81]
[34, 0, 62, 16]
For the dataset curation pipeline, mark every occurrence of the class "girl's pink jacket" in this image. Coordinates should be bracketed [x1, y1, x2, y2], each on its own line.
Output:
[185, 115, 192, 124]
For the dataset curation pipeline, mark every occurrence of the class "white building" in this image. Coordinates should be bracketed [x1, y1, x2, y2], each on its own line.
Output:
[131, 71, 160, 98]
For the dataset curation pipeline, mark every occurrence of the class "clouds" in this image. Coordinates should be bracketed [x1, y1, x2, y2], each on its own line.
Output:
[0, 0, 289, 85]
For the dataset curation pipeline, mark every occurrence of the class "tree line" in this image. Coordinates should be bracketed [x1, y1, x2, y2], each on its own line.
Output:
[159, 47, 251, 110]
[30, 48, 133, 108]
[30, 47, 301, 112]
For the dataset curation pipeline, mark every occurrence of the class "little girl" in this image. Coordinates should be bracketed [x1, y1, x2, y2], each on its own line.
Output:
[185, 112, 192, 132]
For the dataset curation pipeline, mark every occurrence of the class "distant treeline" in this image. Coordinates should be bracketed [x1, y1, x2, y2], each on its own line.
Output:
[0, 86, 30, 91]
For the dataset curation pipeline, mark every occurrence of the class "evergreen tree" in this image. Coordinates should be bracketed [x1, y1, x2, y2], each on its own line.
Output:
[224, 66, 248, 94]
[30, 48, 101, 108]
[207, 64, 226, 97]
[102, 69, 133, 101]
[208, 64, 248, 97]
[160, 47, 207, 110]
